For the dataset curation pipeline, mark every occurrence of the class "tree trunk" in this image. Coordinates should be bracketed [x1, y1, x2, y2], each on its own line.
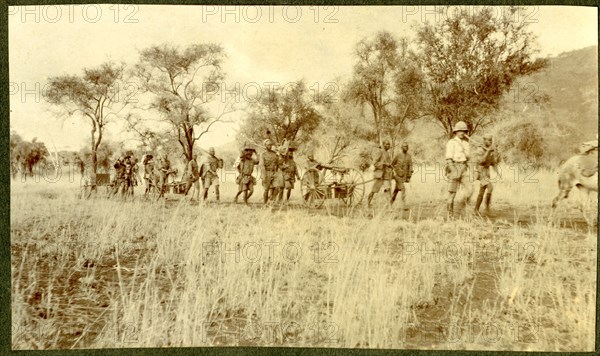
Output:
[93, 123, 103, 176]
[378, 97, 383, 145]
[186, 140, 193, 161]
[185, 124, 193, 161]
[91, 127, 97, 174]
[369, 101, 383, 147]
[179, 120, 194, 162]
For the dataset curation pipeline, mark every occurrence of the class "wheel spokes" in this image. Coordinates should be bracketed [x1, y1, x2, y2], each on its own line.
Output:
[301, 170, 326, 208]
[341, 169, 365, 206]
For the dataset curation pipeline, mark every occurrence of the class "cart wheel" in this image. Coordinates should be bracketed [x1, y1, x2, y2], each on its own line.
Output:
[340, 168, 365, 206]
[105, 181, 118, 199]
[109, 181, 121, 198]
[301, 169, 326, 208]
[80, 183, 92, 199]
[102, 184, 112, 198]
[151, 181, 163, 201]
[79, 175, 92, 199]
[144, 183, 154, 200]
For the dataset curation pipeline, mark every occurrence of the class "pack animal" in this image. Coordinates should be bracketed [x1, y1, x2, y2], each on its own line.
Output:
[552, 152, 598, 208]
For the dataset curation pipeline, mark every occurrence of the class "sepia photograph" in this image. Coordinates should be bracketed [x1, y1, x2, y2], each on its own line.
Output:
[8, 4, 598, 351]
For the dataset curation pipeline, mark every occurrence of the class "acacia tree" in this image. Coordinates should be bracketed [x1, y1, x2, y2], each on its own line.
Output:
[347, 32, 424, 147]
[415, 6, 548, 137]
[10, 135, 48, 177]
[9, 131, 23, 178]
[132, 43, 233, 161]
[238, 81, 322, 147]
[45, 62, 131, 174]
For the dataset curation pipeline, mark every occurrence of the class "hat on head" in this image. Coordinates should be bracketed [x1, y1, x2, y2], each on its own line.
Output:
[208, 147, 215, 154]
[264, 139, 273, 147]
[453, 121, 468, 133]
[242, 142, 255, 152]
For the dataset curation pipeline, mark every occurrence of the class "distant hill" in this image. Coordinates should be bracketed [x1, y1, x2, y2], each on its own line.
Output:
[211, 140, 242, 156]
[519, 45, 597, 135]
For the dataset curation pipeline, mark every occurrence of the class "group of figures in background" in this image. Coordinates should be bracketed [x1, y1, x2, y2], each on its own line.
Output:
[81, 121, 598, 216]
[100, 147, 224, 202]
[173, 120, 503, 215]
[231, 137, 409, 208]
[104, 139, 302, 205]
[232, 139, 300, 205]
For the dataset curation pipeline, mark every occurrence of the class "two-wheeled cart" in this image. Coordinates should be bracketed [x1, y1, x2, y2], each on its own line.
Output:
[80, 173, 113, 199]
[300, 165, 366, 208]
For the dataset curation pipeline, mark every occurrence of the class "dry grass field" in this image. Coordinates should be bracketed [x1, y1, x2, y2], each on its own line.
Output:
[11, 164, 597, 351]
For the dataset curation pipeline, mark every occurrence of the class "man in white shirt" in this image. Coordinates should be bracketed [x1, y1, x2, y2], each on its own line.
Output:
[445, 121, 472, 217]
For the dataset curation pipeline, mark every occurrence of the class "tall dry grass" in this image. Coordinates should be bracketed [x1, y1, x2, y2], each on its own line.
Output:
[10, 166, 596, 350]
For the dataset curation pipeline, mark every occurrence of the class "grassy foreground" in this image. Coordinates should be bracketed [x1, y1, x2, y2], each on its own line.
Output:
[10, 168, 597, 351]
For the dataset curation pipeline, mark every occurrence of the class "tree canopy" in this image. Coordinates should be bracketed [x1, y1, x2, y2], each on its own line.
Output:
[132, 43, 232, 161]
[415, 6, 548, 136]
[10, 132, 49, 177]
[238, 81, 322, 148]
[44, 61, 131, 173]
[347, 32, 424, 147]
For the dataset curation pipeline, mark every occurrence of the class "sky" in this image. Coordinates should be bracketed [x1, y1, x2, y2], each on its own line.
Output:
[8, 5, 598, 151]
